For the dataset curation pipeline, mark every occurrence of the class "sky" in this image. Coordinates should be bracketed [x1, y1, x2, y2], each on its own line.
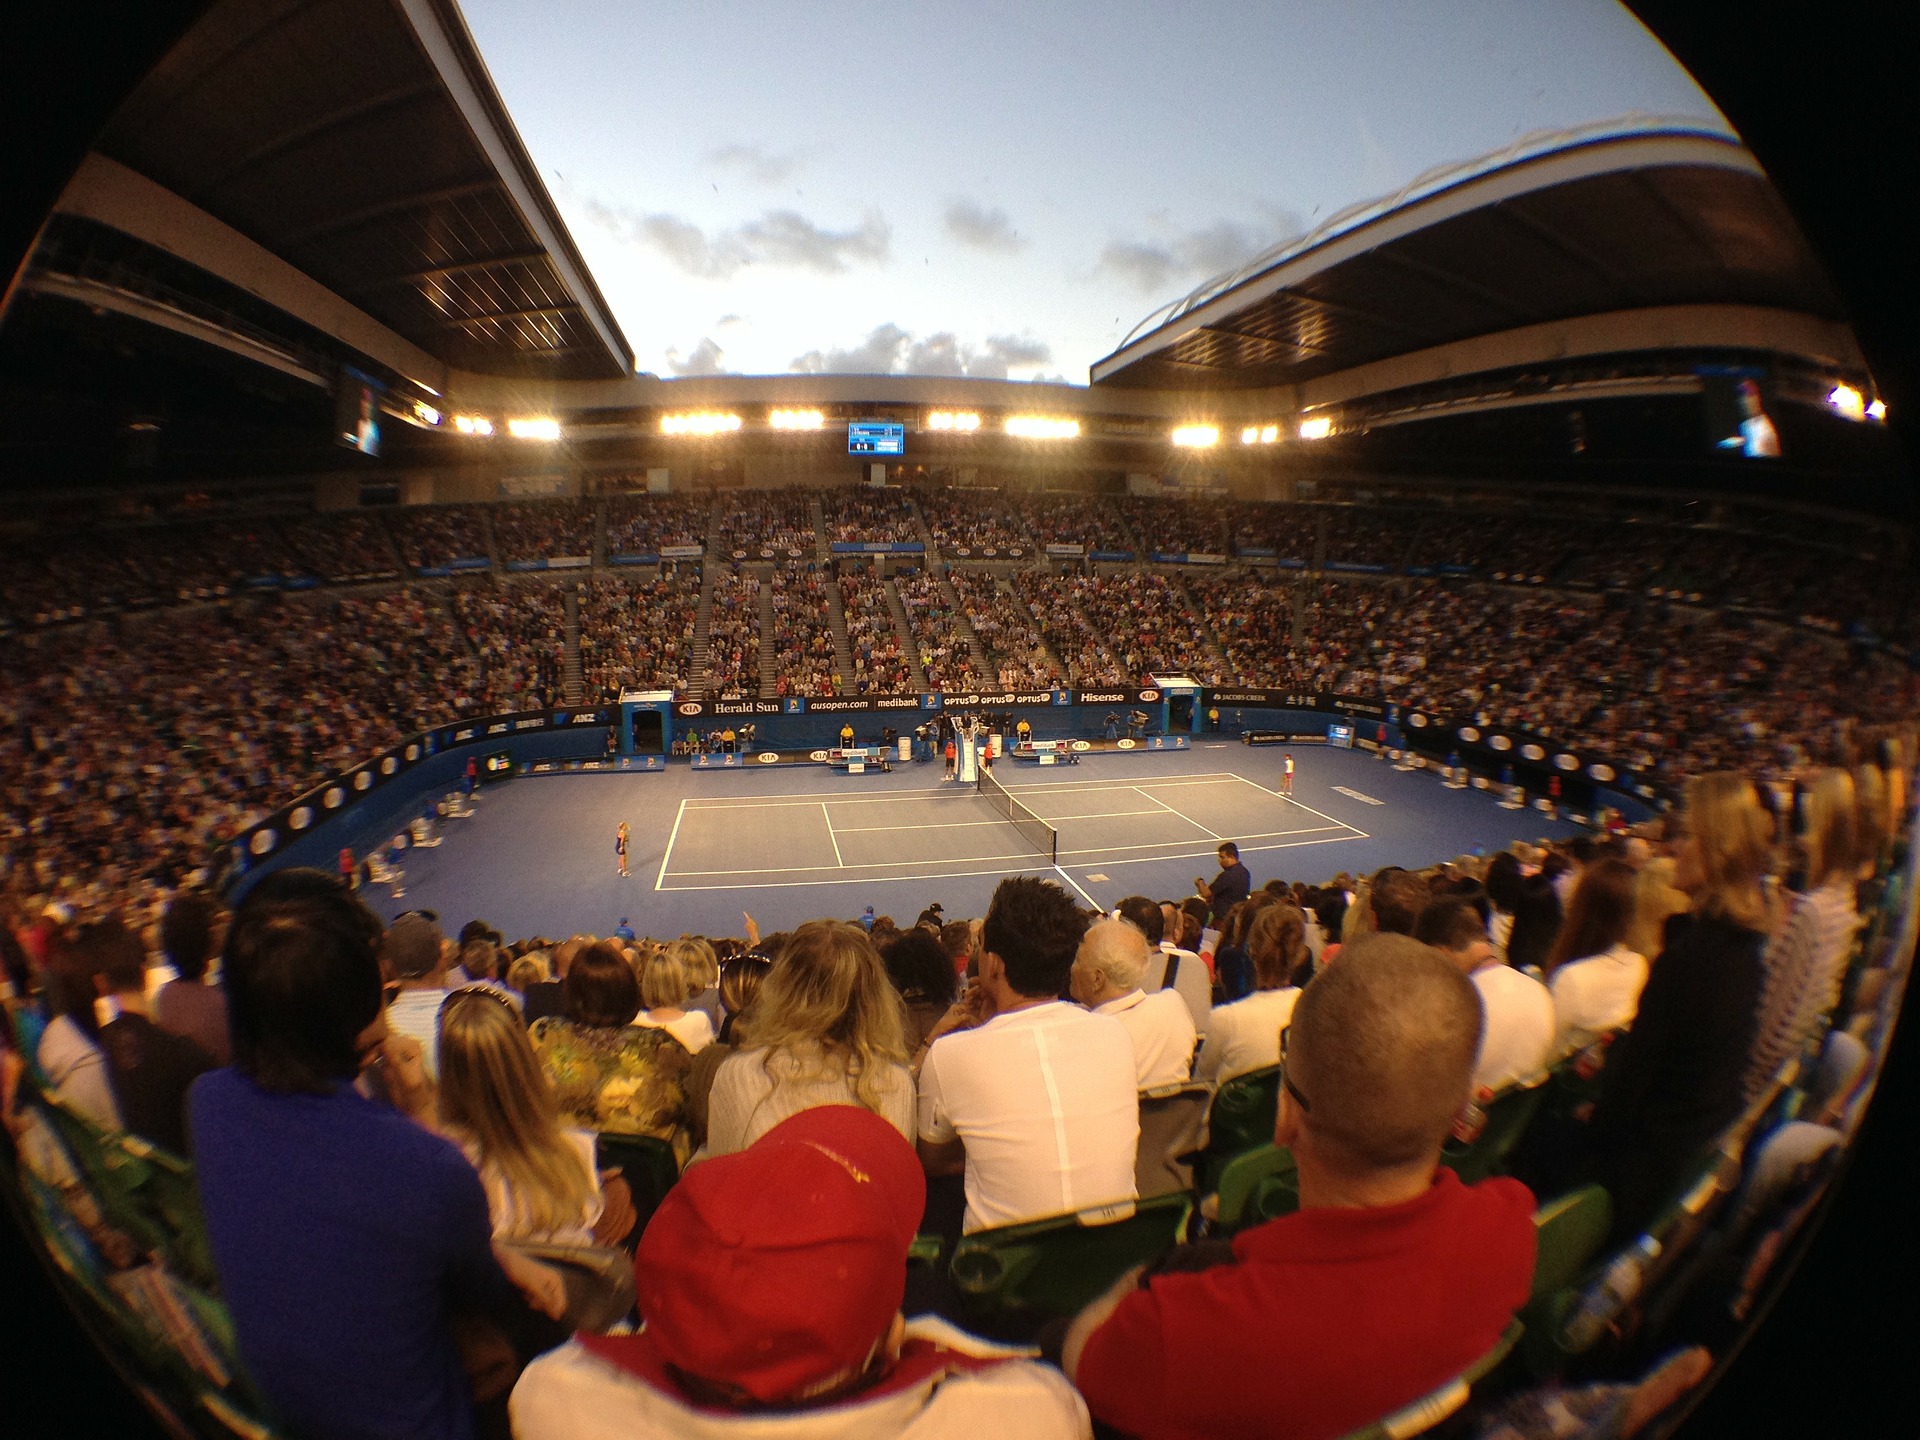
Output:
[458, 0, 1732, 384]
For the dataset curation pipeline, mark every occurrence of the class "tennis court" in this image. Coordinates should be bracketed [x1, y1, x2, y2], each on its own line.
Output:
[655, 770, 1368, 897]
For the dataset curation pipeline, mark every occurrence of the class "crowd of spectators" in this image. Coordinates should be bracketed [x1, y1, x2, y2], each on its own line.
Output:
[10, 744, 1905, 1440]
[1115, 496, 1229, 557]
[1228, 501, 1314, 563]
[949, 570, 1066, 691]
[1014, 571, 1217, 684]
[1188, 574, 1299, 686]
[915, 488, 1032, 554]
[579, 572, 701, 699]
[393, 505, 492, 572]
[604, 494, 709, 557]
[1321, 503, 1419, 569]
[491, 501, 595, 564]
[768, 563, 838, 696]
[821, 488, 921, 546]
[704, 567, 762, 699]
[450, 581, 568, 712]
[716, 491, 815, 557]
[837, 565, 915, 693]
[895, 570, 989, 690]
[1014, 494, 1133, 553]
[0, 592, 483, 911]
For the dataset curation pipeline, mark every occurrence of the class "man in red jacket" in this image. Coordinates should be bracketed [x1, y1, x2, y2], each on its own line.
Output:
[1064, 933, 1536, 1440]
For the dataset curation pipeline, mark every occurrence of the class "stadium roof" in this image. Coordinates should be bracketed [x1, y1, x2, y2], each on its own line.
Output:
[84, 0, 632, 382]
[1090, 124, 1845, 392]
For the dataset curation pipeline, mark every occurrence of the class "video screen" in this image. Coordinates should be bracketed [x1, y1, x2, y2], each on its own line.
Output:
[848, 421, 905, 456]
[333, 367, 383, 456]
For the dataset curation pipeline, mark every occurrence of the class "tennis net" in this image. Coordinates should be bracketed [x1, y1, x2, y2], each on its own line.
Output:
[977, 766, 1058, 864]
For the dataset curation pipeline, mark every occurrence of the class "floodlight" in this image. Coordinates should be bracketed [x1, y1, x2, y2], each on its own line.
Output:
[1005, 416, 1080, 440]
[769, 408, 824, 430]
[413, 403, 442, 427]
[1298, 416, 1334, 441]
[1867, 399, 1887, 421]
[506, 417, 562, 440]
[1171, 424, 1219, 448]
[927, 411, 981, 431]
[453, 414, 494, 436]
[1828, 384, 1866, 421]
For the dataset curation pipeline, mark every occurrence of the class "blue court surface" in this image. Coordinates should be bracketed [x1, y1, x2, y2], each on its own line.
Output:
[363, 742, 1583, 941]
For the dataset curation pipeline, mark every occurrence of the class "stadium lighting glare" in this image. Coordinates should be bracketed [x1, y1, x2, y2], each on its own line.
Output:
[927, 410, 982, 431]
[1239, 424, 1282, 445]
[1171, 424, 1220, 448]
[1867, 398, 1888, 421]
[506, 417, 562, 440]
[1298, 415, 1334, 441]
[661, 412, 743, 436]
[769, 408, 824, 430]
[413, 403, 442, 427]
[452, 414, 494, 436]
[1827, 384, 1866, 421]
[1004, 416, 1080, 440]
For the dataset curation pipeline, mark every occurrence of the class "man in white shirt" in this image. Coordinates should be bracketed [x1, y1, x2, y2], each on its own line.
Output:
[379, 913, 452, 1078]
[1415, 898, 1553, 1094]
[917, 877, 1139, 1234]
[1070, 919, 1196, 1089]
[1118, 896, 1211, 1036]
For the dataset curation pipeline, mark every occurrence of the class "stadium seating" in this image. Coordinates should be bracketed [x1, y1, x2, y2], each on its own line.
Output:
[1189, 1064, 1281, 1196]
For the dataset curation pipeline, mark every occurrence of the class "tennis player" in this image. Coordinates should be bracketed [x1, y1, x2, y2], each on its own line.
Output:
[616, 821, 630, 877]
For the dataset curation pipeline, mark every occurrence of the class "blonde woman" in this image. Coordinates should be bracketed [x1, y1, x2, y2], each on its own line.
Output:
[670, 937, 724, 1031]
[1745, 768, 1863, 1100]
[1193, 904, 1306, 1085]
[1583, 772, 1775, 1241]
[700, 920, 912, 1158]
[631, 946, 714, 1055]
[437, 988, 604, 1245]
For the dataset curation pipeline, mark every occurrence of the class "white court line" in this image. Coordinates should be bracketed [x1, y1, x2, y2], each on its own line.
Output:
[822, 803, 845, 868]
[1054, 865, 1102, 909]
[1128, 785, 1224, 841]
[1218, 772, 1371, 837]
[678, 772, 1257, 806]
[652, 799, 689, 891]
[1071, 832, 1362, 870]
[661, 860, 1066, 893]
[832, 808, 1169, 835]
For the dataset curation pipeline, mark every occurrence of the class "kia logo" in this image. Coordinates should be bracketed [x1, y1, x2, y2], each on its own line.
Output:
[758, 751, 779, 763]
[678, 703, 701, 715]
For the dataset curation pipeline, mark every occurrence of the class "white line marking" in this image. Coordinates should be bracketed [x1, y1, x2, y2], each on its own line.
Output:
[1129, 785, 1223, 840]
[1220, 771, 1368, 833]
[831, 808, 1169, 835]
[1054, 865, 1102, 909]
[822, 803, 845, 868]
[1077, 832, 1363, 868]
[661, 861, 1066, 892]
[653, 799, 688, 891]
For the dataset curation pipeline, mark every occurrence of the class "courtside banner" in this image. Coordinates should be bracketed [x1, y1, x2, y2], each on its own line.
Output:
[674, 699, 785, 718]
[828, 542, 926, 554]
[1204, 687, 1327, 709]
[1072, 687, 1163, 706]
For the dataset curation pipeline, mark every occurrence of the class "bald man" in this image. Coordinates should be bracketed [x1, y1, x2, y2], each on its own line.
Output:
[1071, 919, 1197, 1089]
[1064, 934, 1536, 1440]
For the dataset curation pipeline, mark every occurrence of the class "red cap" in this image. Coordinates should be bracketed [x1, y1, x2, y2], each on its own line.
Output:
[635, 1106, 926, 1404]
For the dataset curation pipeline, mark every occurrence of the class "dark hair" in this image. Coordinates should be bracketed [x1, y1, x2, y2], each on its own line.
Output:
[83, 918, 149, 995]
[1247, 904, 1307, 990]
[1504, 875, 1564, 973]
[1312, 889, 1348, 938]
[1368, 870, 1429, 937]
[1115, 895, 1164, 947]
[224, 878, 385, 1094]
[1262, 878, 1290, 896]
[938, 921, 973, 965]
[1484, 852, 1525, 913]
[161, 893, 220, 981]
[984, 877, 1088, 998]
[717, 953, 773, 1044]
[883, 930, 957, 1009]
[458, 920, 495, 945]
[1544, 858, 1637, 976]
[1413, 898, 1489, 955]
[1218, 841, 1240, 860]
[564, 942, 641, 1027]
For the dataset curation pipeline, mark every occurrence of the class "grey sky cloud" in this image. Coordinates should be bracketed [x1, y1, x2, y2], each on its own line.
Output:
[943, 197, 1025, 252]
[583, 198, 889, 278]
[665, 337, 729, 376]
[790, 323, 1052, 379]
[1096, 212, 1302, 296]
[707, 143, 804, 186]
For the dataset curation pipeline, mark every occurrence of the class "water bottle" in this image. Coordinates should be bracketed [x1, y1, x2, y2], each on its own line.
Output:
[1561, 1235, 1661, 1351]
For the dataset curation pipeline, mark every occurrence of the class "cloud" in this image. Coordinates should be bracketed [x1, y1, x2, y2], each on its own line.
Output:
[664, 337, 728, 377]
[707, 144, 804, 186]
[790, 324, 1052, 379]
[943, 198, 1025, 253]
[582, 199, 889, 279]
[713, 314, 746, 329]
[1096, 213, 1301, 295]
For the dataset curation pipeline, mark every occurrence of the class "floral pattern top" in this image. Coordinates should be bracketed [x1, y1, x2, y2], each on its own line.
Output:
[526, 1019, 694, 1164]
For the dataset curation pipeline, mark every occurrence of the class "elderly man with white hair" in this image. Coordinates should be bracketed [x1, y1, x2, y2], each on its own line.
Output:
[1071, 918, 1197, 1089]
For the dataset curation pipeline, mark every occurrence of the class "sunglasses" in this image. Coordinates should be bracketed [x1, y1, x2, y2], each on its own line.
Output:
[1279, 1025, 1310, 1113]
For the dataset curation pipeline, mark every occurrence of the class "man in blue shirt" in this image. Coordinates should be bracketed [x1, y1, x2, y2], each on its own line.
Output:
[1195, 841, 1254, 928]
[190, 870, 559, 1440]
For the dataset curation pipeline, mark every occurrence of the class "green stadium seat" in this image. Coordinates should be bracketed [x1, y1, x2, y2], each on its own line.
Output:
[1135, 1081, 1212, 1198]
[595, 1131, 680, 1242]
[1189, 1064, 1280, 1196]
[947, 1192, 1192, 1326]
[1208, 1143, 1300, 1236]
[1440, 1074, 1548, 1186]
[1528, 1185, 1611, 1305]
